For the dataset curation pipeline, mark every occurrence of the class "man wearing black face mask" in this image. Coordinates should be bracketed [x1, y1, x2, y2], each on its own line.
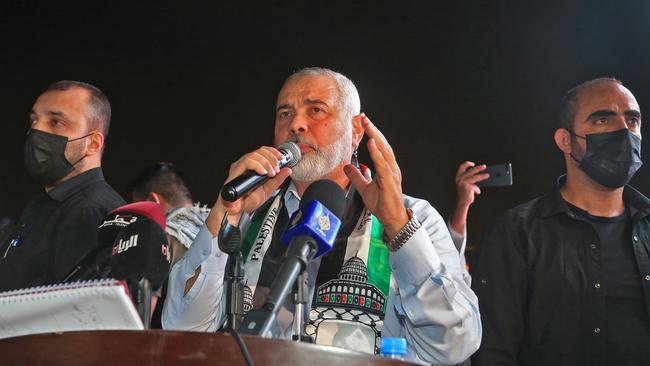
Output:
[472, 78, 650, 366]
[0, 81, 124, 291]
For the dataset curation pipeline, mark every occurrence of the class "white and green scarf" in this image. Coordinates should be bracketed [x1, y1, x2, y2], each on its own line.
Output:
[239, 170, 391, 354]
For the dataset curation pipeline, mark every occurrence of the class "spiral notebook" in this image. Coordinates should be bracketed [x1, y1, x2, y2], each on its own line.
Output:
[0, 279, 144, 339]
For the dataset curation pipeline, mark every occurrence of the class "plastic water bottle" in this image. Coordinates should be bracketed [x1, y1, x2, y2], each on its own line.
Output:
[380, 337, 407, 360]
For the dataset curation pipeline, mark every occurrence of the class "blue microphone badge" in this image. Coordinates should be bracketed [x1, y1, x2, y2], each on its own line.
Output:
[281, 200, 341, 258]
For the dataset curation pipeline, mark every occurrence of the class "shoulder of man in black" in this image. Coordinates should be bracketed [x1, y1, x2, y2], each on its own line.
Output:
[50, 167, 124, 209]
[469, 185, 562, 366]
[0, 168, 125, 290]
[623, 185, 650, 220]
[475, 190, 553, 251]
[49, 167, 125, 280]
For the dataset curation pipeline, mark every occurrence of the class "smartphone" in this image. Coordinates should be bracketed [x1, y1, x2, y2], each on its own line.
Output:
[477, 163, 513, 187]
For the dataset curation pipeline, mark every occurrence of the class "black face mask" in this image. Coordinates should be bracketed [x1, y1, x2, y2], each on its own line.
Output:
[569, 128, 643, 188]
[24, 129, 89, 186]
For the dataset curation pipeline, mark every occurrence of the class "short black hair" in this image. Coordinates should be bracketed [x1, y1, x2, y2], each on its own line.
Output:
[558, 77, 622, 131]
[45, 80, 112, 139]
[129, 162, 193, 206]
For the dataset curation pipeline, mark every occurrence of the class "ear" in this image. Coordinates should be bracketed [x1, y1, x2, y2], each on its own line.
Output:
[554, 128, 572, 154]
[85, 131, 104, 156]
[351, 113, 365, 149]
[147, 192, 163, 205]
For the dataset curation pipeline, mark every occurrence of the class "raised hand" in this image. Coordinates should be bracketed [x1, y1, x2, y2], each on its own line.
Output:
[450, 161, 489, 234]
[343, 114, 409, 240]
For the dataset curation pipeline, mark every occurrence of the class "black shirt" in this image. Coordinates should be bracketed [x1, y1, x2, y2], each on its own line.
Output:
[0, 168, 124, 291]
[471, 176, 650, 366]
[567, 204, 640, 298]
[569, 204, 650, 365]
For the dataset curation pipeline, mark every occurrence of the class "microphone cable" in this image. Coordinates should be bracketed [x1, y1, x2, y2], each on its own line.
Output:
[225, 328, 255, 366]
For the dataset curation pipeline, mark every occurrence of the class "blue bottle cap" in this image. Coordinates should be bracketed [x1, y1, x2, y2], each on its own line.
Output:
[380, 337, 407, 355]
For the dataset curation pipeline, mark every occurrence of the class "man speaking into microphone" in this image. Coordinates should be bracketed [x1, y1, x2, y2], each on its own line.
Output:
[163, 68, 480, 365]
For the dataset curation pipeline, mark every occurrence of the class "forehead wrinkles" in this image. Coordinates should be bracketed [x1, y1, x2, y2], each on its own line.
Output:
[577, 83, 639, 109]
[277, 75, 341, 108]
[277, 87, 340, 107]
[579, 84, 639, 111]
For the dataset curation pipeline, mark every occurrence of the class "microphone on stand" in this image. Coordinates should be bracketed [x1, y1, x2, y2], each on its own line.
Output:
[63, 202, 167, 283]
[239, 179, 345, 337]
[109, 217, 170, 329]
[218, 214, 245, 331]
[221, 141, 302, 202]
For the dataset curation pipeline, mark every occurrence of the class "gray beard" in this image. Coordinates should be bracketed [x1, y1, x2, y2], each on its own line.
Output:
[290, 128, 353, 183]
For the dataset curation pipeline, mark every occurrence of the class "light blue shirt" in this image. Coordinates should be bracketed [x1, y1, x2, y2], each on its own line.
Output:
[162, 187, 481, 365]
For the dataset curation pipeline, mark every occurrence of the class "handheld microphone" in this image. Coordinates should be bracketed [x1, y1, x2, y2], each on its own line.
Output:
[221, 141, 302, 202]
[239, 179, 345, 337]
[63, 201, 166, 283]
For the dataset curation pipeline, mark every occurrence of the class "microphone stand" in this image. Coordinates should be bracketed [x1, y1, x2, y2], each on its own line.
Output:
[141, 278, 152, 329]
[239, 237, 317, 338]
[224, 252, 245, 330]
[218, 215, 245, 331]
[131, 277, 152, 329]
[218, 215, 257, 366]
[292, 271, 313, 343]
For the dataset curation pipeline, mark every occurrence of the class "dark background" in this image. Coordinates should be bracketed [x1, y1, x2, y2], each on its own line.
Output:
[2, 1, 650, 255]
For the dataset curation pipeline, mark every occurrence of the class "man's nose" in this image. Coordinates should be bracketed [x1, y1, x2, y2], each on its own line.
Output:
[289, 112, 308, 135]
[613, 115, 628, 130]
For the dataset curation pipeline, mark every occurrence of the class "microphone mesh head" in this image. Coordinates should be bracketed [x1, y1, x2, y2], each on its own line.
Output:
[109, 218, 170, 289]
[220, 227, 242, 254]
[278, 141, 302, 168]
[301, 179, 346, 220]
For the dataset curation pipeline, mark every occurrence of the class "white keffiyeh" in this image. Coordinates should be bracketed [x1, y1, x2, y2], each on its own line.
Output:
[165, 203, 210, 248]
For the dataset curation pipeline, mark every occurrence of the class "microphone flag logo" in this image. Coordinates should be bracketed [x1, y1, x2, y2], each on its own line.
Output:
[281, 199, 341, 258]
[318, 213, 331, 232]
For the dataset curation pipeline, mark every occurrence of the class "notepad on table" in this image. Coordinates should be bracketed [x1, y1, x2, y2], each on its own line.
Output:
[0, 279, 143, 339]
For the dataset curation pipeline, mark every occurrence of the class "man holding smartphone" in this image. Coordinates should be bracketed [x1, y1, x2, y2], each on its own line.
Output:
[472, 78, 649, 366]
[447, 161, 489, 286]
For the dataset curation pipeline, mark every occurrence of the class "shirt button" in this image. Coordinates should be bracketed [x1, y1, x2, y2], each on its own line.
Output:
[594, 282, 601, 289]
[633, 235, 639, 241]
[590, 244, 597, 249]
[594, 327, 601, 334]
[645, 275, 650, 281]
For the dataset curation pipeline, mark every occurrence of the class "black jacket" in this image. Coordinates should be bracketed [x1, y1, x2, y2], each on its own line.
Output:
[0, 168, 124, 291]
[471, 177, 650, 366]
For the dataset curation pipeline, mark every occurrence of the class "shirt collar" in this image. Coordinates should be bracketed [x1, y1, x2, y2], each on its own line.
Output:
[540, 174, 650, 219]
[47, 167, 105, 202]
[282, 180, 355, 218]
[283, 181, 301, 217]
[623, 185, 650, 219]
